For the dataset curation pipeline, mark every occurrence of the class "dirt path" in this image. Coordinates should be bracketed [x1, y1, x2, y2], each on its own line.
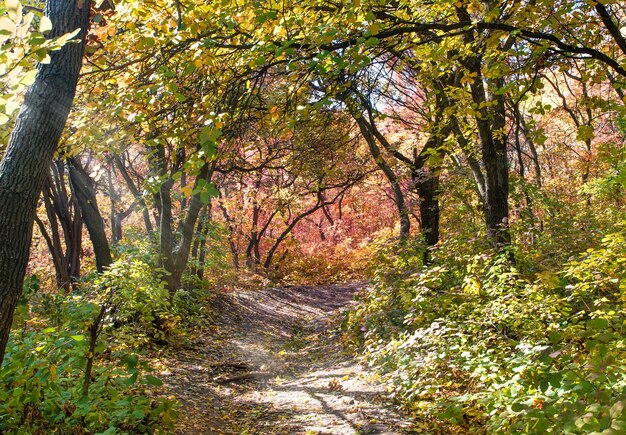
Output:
[155, 283, 412, 434]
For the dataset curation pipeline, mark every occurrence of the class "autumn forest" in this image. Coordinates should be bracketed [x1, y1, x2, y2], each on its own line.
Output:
[0, 0, 625, 433]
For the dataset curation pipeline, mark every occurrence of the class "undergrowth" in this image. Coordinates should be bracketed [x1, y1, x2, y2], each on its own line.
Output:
[345, 223, 626, 433]
[0, 251, 192, 433]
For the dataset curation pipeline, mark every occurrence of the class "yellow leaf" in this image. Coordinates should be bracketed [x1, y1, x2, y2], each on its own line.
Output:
[6, 0, 22, 23]
[39, 15, 52, 34]
[0, 16, 14, 34]
[50, 364, 58, 381]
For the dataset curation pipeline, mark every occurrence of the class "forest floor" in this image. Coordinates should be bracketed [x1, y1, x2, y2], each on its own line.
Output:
[152, 282, 413, 434]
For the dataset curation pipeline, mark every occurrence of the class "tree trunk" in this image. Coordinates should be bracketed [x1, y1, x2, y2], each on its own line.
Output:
[68, 157, 113, 273]
[36, 162, 83, 292]
[191, 204, 211, 279]
[466, 56, 511, 247]
[157, 156, 213, 295]
[414, 168, 440, 246]
[0, 0, 91, 364]
[218, 194, 240, 269]
[114, 154, 154, 235]
[355, 117, 410, 239]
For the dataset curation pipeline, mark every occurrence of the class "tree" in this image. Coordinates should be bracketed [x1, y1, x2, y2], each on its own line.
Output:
[0, 0, 91, 363]
[35, 161, 83, 292]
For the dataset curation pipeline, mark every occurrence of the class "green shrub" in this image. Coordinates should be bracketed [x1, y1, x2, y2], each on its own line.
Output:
[97, 259, 178, 348]
[345, 226, 626, 433]
[0, 290, 177, 433]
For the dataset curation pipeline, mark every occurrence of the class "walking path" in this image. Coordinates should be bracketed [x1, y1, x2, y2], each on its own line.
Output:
[155, 283, 412, 434]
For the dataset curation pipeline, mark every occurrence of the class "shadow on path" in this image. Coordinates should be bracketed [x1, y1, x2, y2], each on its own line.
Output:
[157, 282, 413, 434]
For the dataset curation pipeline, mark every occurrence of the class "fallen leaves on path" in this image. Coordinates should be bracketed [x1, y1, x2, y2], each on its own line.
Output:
[153, 283, 413, 434]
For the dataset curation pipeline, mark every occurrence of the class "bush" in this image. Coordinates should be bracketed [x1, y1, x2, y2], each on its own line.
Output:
[345, 226, 626, 433]
[97, 259, 178, 348]
[0, 275, 176, 434]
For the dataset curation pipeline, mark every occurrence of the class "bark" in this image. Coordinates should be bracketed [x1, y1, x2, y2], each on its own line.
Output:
[511, 103, 537, 235]
[410, 84, 450, 253]
[114, 154, 154, 235]
[338, 87, 410, 240]
[518, 115, 542, 188]
[157, 158, 214, 295]
[414, 167, 440, 246]
[191, 204, 211, 279]
[68, 157, 113, 273]
[0, 0, 91, 363]
[456, 6, 510, 247]
[36, 162, 83, 291]
[466, 55, 511, 246]
[218, 193, 240, 269]
[350, 81, 450, 247]
[246, 203, 262, 270]
[452, 122, 486, 203]
[355, 117, 411, 239]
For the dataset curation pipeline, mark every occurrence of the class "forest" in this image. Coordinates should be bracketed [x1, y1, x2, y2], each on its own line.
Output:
[0, 0, 625, 433]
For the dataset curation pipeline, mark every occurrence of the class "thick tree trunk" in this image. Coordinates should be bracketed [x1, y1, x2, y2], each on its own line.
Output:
[414, 168, 440, 247]
[466, 56, 511, 247]
[0, 0, 91, 363]
[157, 157, 212, 295]
[68, 157, 113, 273]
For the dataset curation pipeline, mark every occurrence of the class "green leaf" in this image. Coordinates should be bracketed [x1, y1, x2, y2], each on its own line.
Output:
[576, 124, 594, 142]
[122, 353, 139, 369]
[587, 318, 609, 330]
[125, 372, 138, 387]
[364, 37, 379, 47]
[511, 403, 526, 412]
[144, 374, 163, 386]
[183, 63, 196, 76]
[70, 335, 85, 341]
[548, 331, 562, 344]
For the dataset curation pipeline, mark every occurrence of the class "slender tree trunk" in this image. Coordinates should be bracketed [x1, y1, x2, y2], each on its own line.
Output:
[218, 195, 240, 269]
[37, 163, 83, 292]
[355, 117, 410, 239]
[511, 103, 537, 242]
[192, 203, 211, 279]
[0, 0, 91, 363]
[114, 154, 154, 235]
[68, 157, 113, 273]
[246, 203, 261, 270]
